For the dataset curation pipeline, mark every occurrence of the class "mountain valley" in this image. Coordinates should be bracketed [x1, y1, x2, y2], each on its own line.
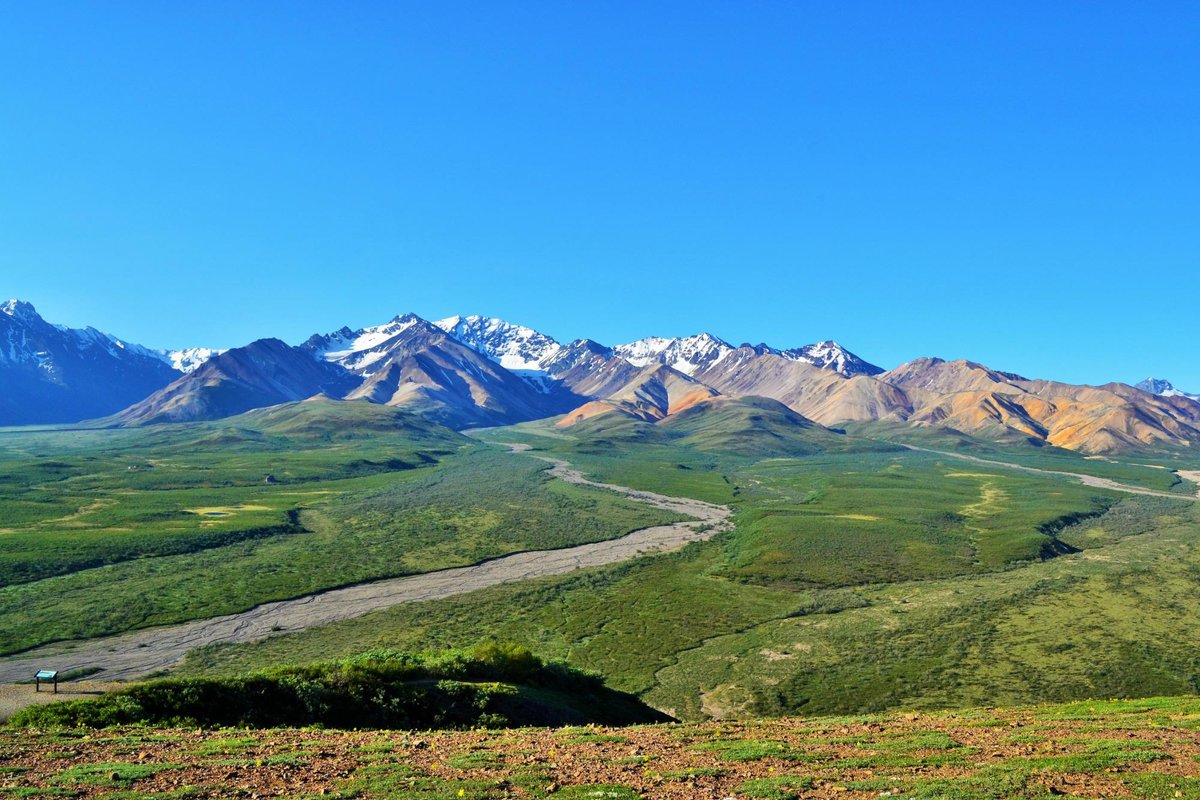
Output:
[3, 299, 1200, 739]
[1, 298, 1200, 800]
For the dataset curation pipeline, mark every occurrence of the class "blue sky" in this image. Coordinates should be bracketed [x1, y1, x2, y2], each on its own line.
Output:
[2, 2, 1197, 387]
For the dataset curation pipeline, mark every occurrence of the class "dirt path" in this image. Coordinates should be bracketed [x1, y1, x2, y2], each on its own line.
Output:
[903, 445, 1199, 500]
[0, 446, 730, 684]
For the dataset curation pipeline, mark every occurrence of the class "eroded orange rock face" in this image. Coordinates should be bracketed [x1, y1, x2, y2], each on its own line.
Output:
[556, 351, 1200, 454]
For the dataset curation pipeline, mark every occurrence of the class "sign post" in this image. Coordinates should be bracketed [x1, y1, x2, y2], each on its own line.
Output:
[34, 670, 58, 694]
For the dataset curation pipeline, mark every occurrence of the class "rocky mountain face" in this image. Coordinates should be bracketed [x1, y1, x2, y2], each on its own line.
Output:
[539, 339, 644, 399]
[0, 300, 186, 425]
[878, 360, 1200, 453]
[556, 364, 720, 427]
[114, 339, 356, 425]
[1137, 378, 1199, 401]
[433, 315, 561, 372]
[332, 318, 567, 427]
[555, 349, 1200, 454]
[611, 333, 883, 378]
[111, 314, 581, 428]
[7, 298, 1198, 454]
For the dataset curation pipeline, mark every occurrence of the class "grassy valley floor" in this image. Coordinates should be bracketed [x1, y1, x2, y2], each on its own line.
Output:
[5, 405, 1200, 732]
[182, 428, 1200, 721]
[5, 696, 1200, 799]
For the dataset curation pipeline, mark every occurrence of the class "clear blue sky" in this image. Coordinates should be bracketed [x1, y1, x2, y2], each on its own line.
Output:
[2, 2, 1197, 387]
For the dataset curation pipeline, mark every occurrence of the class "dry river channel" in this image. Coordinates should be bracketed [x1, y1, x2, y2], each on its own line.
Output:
[0, 445, 731, 683]
[904, 445, 1200, 500]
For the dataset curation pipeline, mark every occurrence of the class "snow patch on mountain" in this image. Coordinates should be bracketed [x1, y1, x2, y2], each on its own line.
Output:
[1, 299, 41, 323]
[3, 299, 223, 376]
[780, 340, 884, 377]
[165, 348, 225, 373]
[304, 314, 424, 372]
[1136, 378, 1199, 401]
[614, 333, 733, 376]
[434, 315, 562, 371]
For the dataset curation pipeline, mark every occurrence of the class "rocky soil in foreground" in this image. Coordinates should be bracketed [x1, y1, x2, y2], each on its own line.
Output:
[4, 696, 1200, 799]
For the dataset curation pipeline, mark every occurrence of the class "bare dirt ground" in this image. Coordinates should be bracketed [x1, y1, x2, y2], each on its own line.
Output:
[0, 682, 123, 722]
[3, 700, 1200, 798]
[0, 446, 731, 685]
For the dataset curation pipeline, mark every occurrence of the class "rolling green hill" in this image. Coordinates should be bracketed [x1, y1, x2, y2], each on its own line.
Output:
[659, 396, 857, 457]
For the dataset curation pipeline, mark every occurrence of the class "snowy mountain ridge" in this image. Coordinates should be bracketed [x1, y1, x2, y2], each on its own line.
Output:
[433, 315, 562, 372]
[5, 297, 1200, 455]
[780, 340, 885, 377]
[164, 348, 225, 374]
[2, 299, 222, 375]
[302, 314, 425, 373]
[304, 310, 885, 381]
[613, 333, 734, 376]
[1136, 378, 1199, 401]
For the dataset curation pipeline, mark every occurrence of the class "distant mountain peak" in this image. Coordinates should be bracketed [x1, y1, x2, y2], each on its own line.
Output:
[433, 315, 562, 371]
[1136, 377, 1199, 401]
[614, 332, 734, 376]
[0, 299, 184, 424]
[1137, 377, 1176, 395]
[1, 298, 41, 321]
[779, 340, 883, 377]
[166, 347, 225, 374]
[302, 313, 429, 373]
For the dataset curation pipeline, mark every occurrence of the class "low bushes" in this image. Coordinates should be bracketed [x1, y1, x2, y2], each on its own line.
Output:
[8, 643, 670, 730]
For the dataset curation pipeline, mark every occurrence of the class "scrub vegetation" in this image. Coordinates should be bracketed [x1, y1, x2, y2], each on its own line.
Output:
[3, 402, 1199, 721]
[176, 416, 1200, 721]
[8, 645, 666, 730]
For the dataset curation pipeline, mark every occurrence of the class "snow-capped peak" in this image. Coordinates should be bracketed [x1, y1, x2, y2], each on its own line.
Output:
[613, 333, 733, 376]
[1, 299, 41, 322]
[303, 313, 426, 373]
[434, 315, 562, 371]
[164, 348, 224, 373]
[1136, 377, 1199, 401]
[0, 298, 219, 377]
[780, 340, 883, 377]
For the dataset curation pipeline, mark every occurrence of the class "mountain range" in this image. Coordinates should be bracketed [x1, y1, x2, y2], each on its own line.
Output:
[0, 300, 219, 425]
[3, 299, 1198, 455]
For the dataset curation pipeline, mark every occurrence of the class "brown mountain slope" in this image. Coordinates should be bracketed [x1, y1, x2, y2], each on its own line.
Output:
[541, 339, 646, 398]
[692, 349, 918, 425]
[342, 321, 570, 427]
[113, 339, 354, 425]
[556, 364, 720, 428]
[881, 359, 1200, 453]
[686, 350, 1200, 454]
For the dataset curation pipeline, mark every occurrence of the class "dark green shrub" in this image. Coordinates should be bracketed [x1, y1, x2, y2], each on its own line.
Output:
[7, 645, 669, 730]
